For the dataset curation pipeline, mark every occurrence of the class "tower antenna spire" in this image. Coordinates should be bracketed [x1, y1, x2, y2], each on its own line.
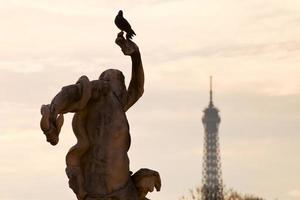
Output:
[209, 76, 213, 106]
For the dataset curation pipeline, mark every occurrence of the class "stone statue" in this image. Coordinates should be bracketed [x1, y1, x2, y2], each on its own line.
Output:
[40, 31, 161, 200]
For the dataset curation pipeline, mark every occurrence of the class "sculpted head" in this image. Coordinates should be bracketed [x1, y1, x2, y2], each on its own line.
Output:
[40, 104, 64, 146]
[99, 69, 127, 104]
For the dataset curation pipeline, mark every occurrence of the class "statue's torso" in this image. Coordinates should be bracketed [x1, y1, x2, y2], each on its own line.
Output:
[82, 86, 131, 195]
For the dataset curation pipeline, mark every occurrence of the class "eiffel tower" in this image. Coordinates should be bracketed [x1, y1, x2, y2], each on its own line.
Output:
[201, 77, 224, 200]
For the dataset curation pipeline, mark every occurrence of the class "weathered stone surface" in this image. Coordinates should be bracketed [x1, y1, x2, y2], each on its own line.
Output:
[40, 32, 161, 200]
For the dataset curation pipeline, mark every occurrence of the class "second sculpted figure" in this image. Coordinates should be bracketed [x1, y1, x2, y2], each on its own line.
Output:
[40, 32, 161, 200]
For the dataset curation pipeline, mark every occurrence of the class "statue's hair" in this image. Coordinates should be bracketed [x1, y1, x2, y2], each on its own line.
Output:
[99, 69, 125, 82]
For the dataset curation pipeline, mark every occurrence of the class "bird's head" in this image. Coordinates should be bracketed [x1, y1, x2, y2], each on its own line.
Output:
[118, 10, 123, 16]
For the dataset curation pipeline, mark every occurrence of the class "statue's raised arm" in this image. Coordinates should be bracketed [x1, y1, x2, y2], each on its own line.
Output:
[115, 32, 144, 111]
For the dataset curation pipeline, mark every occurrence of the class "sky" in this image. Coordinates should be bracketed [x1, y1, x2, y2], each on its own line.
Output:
[0, 0, 300, 200]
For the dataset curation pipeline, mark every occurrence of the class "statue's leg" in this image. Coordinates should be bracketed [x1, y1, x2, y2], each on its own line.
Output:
[66, 112, 89, 200]
[66, 166, 87, 200]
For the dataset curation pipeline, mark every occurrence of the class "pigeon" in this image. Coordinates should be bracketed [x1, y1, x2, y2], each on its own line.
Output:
[115, 10, 136, 39]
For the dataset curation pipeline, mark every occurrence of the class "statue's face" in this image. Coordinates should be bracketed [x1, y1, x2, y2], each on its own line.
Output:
[99, 69, 127, 104]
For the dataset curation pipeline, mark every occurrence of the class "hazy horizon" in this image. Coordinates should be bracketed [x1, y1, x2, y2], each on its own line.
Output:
[0, 0, 300, 200]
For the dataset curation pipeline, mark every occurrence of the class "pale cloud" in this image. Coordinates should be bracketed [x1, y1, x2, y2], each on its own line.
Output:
[0, 61, 44, 73]
[288, 189, 300, 198]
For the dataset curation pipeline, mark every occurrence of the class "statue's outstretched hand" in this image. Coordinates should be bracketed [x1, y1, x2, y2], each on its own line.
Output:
[115, 31, 139, 56]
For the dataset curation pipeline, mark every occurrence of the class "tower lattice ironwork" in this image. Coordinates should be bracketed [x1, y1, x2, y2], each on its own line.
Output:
[201, 76, 224, 200]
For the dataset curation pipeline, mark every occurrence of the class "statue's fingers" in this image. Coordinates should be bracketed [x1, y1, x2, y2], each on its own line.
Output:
[116, 32, 125, 43]
[117, 31, 124, 37]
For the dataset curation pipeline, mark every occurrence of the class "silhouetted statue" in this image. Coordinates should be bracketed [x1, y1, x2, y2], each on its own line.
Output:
[40, 31, 161, 200]
[115, 10, 136, 39]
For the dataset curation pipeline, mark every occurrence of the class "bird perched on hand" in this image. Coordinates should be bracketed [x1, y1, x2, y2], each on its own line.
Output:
[115, 10, 136, 40]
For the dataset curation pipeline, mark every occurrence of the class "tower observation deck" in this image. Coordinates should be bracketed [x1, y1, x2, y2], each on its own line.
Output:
[201, 76, 224, 200]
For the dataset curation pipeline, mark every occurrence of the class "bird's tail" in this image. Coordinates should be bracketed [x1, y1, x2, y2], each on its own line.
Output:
[126, 29, 136, 39]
